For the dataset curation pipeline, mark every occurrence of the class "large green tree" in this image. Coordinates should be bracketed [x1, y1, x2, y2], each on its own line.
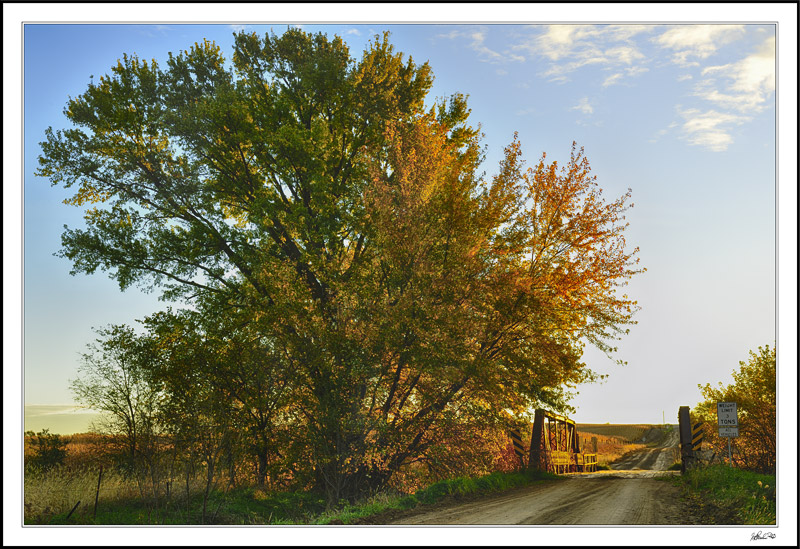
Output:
[41, 29, 643, 503]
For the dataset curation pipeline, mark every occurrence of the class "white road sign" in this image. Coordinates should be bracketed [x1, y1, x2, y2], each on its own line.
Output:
[717, 402, 738, 426]
[719, 426, 739, 438]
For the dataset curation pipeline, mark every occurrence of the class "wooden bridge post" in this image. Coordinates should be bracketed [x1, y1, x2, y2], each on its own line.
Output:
[678, 406, 696, 472]
[528, 409, 545, 471]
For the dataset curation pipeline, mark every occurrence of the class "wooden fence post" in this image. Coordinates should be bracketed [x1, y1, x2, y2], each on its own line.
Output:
[66, 500, 81, 520]
[93, 465, 103, 520]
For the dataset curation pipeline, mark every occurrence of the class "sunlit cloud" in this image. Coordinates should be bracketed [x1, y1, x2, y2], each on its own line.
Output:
[678, 74, 693, 82]
[654, 25, 745, 66]
[437, 29, 460, 40]
[603, 66, 649, 87]
[345, 28, 361, 36]
[571, 97, 594, 114]
[697, 36, 775, 113]
[626, 66, 649, 77]
[677, 107, 748, 151]
[604, 45, 645, 65]
[602, 73, 623, 87]
[525, 25, 594, 61]
[514, 25, 650, 83]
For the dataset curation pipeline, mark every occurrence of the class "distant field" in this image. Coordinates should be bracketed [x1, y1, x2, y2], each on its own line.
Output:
[576, 424, 653, 443]
[574, 424, 667, 467]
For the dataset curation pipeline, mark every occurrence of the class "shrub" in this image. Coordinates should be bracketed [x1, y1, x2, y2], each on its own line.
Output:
[25, 429, 69, 471]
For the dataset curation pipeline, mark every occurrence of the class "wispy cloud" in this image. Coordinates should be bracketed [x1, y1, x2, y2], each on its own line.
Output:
[677, 107, 748, 151]
[697, 36, 775, 113]
[437, 27, 525, 64]
[138, 25, 172, 38]
[571, 97, 594, 114]
[513, 25, 650, 84]
[648, 122, 679, 143]
[603, 66, 649, 87]
[654, 25, 745, 67]
[345, 28, 361, 36]
[662, 30, 772, 151]
[516, 107, 538, 117]
[229, 24, 248, 33]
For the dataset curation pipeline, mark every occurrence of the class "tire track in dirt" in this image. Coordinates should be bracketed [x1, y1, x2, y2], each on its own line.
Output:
[610, 427, 679, 471]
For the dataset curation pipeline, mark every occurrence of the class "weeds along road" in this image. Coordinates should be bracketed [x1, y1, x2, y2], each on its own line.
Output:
[390, 427, 694, 525]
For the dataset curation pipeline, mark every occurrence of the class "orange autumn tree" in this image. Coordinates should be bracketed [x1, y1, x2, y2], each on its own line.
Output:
[39, 29, 643, 505]
[313, 116, 645, 497]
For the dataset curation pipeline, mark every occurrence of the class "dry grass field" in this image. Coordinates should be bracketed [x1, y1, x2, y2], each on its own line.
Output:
[22, 425, 669, 523]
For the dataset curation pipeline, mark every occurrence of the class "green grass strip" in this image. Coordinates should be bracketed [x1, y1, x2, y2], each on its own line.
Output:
[671, 464, 775, 525]
[313, 469, 560, 525]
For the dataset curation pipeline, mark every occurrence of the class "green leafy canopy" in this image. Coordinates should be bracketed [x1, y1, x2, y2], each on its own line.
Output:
[46, 28, 644, 503]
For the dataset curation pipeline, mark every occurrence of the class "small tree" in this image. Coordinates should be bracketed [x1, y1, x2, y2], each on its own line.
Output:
[70, 324, 163, 475]
[694, 344, 776, 473]
[25, 429, 69, 471]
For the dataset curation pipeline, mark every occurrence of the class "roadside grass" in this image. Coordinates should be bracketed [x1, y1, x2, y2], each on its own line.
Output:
[313, 469, 561, 525]
[669, 464, 775, 525]
[26, 465, 560, 525]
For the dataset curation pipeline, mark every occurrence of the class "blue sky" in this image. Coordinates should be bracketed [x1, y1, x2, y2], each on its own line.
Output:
[18, 20, 776, 423]
[5, 4, 797, 547]
[21, 22, 778, 425]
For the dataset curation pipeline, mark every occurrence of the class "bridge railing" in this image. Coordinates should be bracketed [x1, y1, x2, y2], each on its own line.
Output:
[576, 452, 598, 473]
[523, 409, 600, 474]
[542, 451, 598, 474]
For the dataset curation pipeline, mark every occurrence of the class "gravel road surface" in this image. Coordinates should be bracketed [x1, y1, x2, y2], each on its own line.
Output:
[391, 427, 693, 525]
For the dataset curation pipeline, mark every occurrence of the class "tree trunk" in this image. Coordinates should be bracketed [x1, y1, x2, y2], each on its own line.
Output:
[202, 456, 214, 524]
[257, 451, 268, 486]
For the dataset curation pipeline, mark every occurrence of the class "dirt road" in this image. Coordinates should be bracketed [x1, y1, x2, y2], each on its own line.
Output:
[390, 427, 693, 525]
[609, 425, 680, 471]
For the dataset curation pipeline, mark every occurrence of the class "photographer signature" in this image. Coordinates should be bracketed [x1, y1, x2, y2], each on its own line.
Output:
[750, 531, 776, 541]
